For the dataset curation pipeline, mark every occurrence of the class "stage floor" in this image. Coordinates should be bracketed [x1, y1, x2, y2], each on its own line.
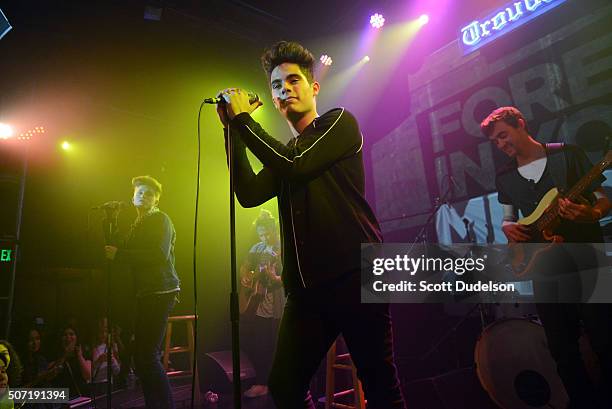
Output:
[77, 378, 276, 409]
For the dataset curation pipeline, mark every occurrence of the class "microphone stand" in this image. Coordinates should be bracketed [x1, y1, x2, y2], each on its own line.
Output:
[405, 178, 454, 256]
[226, 127, 242, 409]
[102, 207, 120, 409]
[412, 182, 489, 367]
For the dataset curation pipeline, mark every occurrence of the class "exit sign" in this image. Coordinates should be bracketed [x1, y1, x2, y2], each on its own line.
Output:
[0, 241, 16, 298]
[1, 249, 11, 262]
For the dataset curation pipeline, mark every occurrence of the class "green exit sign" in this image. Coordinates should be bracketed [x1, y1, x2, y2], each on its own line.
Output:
[0, 249, 11, 262]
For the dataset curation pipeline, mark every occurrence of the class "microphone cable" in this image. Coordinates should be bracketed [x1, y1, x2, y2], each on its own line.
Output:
[189, 100, 206, 409]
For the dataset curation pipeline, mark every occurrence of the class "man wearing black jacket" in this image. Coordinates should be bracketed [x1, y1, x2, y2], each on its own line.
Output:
[104, 175, 179, 409]
[217, 41, 405, 409]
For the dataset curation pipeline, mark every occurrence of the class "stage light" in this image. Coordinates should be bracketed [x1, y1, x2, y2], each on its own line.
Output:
[363, 56, 371, 63]
[14, 125, 45, 141]
[0, 123, 13, 140]
[320, 54, 333, 66]
[370, 13, 385, 29]
[418, 14, 429, 25]
[61, 141, 71, 151]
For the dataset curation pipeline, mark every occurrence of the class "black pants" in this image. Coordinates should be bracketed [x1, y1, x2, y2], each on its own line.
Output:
[134, 292, 177, 409]
[536, 303, 612, 408]
[268, 273, 406, 409]
[240, 314, 280, 385]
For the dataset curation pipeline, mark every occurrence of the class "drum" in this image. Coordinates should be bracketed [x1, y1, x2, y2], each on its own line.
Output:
[475, 318, 569, 409]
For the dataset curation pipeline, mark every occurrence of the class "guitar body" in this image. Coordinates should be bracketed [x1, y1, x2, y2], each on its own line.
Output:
[509, 239, 563, 278]
[511, 188, 566, 277]
[238, 269, 267, 316]
[517, 188, 559, 226]
[508, 151, 611, 277]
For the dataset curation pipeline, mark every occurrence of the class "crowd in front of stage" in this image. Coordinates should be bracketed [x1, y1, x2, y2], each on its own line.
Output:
[1, 317, 127, 407]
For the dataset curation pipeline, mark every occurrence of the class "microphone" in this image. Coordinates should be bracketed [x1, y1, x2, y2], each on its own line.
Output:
[91, 201, 127, 210]
[203, 91, 260, 105]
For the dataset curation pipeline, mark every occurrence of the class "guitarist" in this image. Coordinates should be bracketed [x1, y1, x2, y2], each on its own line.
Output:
[481, 106, 611, 408]
[239, 210, 284, 398]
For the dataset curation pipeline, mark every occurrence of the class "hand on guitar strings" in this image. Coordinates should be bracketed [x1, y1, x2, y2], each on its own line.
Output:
[558, 197, 601, 223]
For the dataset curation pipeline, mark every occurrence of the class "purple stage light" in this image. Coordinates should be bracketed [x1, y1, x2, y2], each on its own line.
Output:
[370, 13, 385, 29]
[320, 54, 333, 66]
[418, 14, 429, 25]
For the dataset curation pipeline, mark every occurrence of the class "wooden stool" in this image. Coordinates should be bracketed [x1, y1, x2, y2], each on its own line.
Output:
[162, 314, 196, 377]
[162, 314, 202, 405]
[325, 338, 365, 409]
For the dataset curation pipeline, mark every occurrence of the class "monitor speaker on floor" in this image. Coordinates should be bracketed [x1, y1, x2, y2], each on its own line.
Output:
[199, 350, 256, 393]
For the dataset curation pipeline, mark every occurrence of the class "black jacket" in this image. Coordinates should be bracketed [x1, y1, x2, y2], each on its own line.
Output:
[115, 211, 180, 297]
[227, 107, 382, 292]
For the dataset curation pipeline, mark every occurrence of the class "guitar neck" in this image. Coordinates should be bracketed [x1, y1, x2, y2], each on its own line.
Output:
[535, 153, 610, 231]
[565, 158, 609, 201]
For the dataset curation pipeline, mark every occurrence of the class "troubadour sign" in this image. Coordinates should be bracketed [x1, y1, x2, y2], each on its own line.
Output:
[460, 0, 567, 54]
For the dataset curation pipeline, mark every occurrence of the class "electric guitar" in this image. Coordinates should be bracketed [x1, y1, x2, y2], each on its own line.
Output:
[511, 150, 611, 277]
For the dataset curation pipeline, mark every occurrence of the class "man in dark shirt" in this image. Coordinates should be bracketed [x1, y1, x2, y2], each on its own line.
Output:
[217, 41, 405, 408]
[482, 106, 611, 408]
[104, 175, 179, 409]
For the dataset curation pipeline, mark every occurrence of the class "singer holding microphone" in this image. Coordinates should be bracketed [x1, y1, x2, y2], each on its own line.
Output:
[216, 41, 405, 409]
[104, 175, 180, 409]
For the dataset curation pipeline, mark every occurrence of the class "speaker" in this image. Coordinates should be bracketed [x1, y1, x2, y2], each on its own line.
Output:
[199, 350, 256, 392]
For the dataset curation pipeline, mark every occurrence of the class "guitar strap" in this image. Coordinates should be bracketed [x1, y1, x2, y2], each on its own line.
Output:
[545, 142, 568, 193]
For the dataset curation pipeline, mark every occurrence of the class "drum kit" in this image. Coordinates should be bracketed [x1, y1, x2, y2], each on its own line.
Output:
[442, 239, 569, 407]
[406, 217, 596, 408]
[475, 315, 569, 409]
[473, 302, 604, 409]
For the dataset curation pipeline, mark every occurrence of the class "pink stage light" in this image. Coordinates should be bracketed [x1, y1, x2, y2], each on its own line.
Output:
[418, 14, 429, 25]
[370, 13, 385, 29]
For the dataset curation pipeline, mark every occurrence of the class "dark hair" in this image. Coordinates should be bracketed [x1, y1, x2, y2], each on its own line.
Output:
[132, 175, 162, 197]
[59, 324, 80, 341]
[0, 340, 24, 387]
[261, 41, 316, 84]
[254, 209, 276, 232]
[480, 106, 529, 137]
[26, 327, 43, 352]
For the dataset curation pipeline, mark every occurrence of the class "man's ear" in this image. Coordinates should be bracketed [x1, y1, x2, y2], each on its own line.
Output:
[312, 81, 320, 97]
[518, 118, 527, 131]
